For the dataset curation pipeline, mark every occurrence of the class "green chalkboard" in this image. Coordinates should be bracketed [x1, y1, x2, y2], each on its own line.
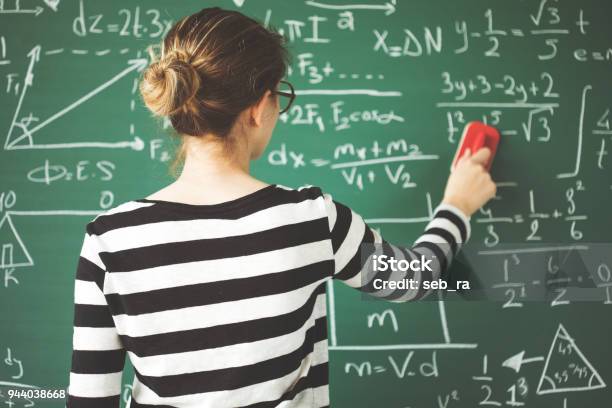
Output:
[1, 1, 611, 407]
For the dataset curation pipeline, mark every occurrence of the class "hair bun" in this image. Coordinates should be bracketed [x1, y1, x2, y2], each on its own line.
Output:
[138, 7, 289, 142]
[140, 52, 201, 117]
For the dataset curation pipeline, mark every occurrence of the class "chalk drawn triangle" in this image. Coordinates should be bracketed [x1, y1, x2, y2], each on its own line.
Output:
[0, 213, 34, 268]
[232, 0, 246, 7]
[4, 46, 146, 150]
[43, 0, 60, 12]
[536, 323, 606, 395]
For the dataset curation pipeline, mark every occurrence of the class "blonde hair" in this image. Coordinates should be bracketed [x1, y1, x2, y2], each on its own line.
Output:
[138, 7, 290, 177]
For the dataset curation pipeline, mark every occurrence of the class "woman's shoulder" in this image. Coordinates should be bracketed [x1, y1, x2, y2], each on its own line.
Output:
[274, 183, 336, 204]
[84, 199, 154, 236]
[273, 184, 344, 219]
[275, 183, 323, 195]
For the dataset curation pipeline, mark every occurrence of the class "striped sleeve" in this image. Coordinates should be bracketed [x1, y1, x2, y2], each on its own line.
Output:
[66, 227, 125, 407]
[323, 193, 471, 302]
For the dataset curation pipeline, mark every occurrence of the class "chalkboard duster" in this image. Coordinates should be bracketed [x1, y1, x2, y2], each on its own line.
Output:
[451, 121, 500, 171]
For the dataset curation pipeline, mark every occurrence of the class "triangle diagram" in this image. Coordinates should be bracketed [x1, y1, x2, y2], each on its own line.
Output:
[4, 46, 146, 150]
[0, 213, 34, 268]
[536, 323, 606, 394]
[43, 0, 60, 11]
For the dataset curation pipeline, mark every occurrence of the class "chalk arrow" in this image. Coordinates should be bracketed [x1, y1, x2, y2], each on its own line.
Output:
[9, 135, 145, 150]
[25, 46, 41, 86]
[5, 46, 40, 150]
[232, 0, 247, 7]
[502, 350, 544, 373]
[0, 6, 44, 16]
[306, 0, 396, 15]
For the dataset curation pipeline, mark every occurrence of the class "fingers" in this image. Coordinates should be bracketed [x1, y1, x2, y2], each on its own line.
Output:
[470, 147, 491, 167]
[456, 148, 471, 166]
[482, 172, 497, 200]
[451, 148, 468, 172]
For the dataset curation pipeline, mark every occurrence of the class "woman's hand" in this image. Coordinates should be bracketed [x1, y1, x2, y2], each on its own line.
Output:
[441, 147, 497, 217]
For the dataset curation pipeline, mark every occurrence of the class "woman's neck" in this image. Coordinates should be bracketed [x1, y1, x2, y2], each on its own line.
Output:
[153, 135, 267, 204]
[181, 133, 251, 178]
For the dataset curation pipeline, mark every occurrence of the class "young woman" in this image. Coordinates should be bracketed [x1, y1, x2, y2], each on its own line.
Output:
[66, 6, 495, 408]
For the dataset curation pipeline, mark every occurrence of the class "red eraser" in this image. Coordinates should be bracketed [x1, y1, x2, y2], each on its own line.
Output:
[451, 121, 500, 171]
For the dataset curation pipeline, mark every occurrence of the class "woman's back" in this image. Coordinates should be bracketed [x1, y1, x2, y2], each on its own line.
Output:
[71, 185, 333, 407]
[67, 183, 471, 407]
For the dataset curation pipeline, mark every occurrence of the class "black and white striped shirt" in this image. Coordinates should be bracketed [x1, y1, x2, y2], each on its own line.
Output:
[66, 184, 471, 408]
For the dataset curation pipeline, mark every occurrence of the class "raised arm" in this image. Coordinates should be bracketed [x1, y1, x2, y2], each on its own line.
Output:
[66, 226, 126, 407]
[325, 147, 496, 302]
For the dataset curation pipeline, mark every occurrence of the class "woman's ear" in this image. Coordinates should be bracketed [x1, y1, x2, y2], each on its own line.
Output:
[249, 90, 273, 127]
